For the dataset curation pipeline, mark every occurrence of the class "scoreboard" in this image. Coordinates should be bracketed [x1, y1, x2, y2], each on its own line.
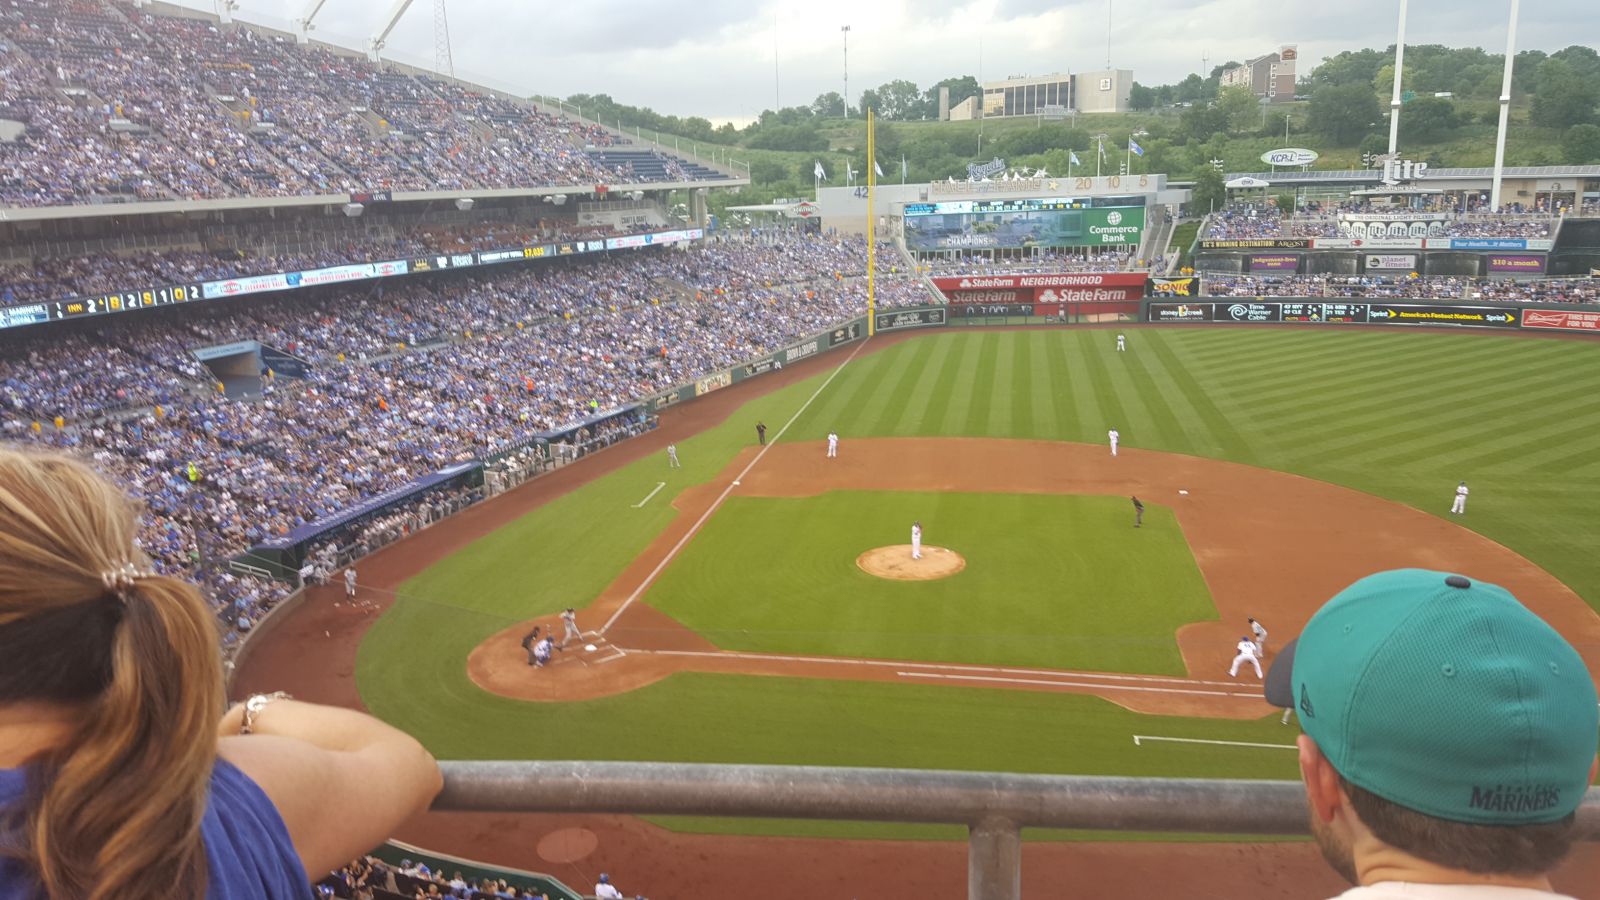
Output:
[0, 283, 205, 329]
[903, 196, 1099, 217]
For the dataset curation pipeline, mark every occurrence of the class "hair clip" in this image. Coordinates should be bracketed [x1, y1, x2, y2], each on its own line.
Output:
[100, 562, 150, 603]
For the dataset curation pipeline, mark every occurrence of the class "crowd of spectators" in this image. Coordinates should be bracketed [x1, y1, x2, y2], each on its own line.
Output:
[0, 0, 714, 207]
[317, 855, 580, 899]
[1202, 203, 1557, 241]
[1201, 273, 1600, 303]
[0, 218, 617, 303]
[1, 233, 913, 643]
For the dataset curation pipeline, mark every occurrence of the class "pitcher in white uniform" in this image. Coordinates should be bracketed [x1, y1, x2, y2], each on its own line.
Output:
[911, 521, 922, 560]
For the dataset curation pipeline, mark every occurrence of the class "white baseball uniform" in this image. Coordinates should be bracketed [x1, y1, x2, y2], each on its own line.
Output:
[1451, 483, 1468, 515]
[560, 609, 581, 646]
[1229, 639, 1262, 679]
[1250, 620, 1268, 655]
[1116, 334, 1126, 352]
[1108, 429, 1120, 456]
[667, 444, 681, 468]
[344, 568, 357, 598]
[827, 432, 839, 458]
[595, 882, 624, 900]
[911, 524, 922, 560]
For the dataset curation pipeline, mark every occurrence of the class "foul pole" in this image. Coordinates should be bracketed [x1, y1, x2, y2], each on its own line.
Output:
[866, 107, 876, 336]
[1490, 0, 1520, 211]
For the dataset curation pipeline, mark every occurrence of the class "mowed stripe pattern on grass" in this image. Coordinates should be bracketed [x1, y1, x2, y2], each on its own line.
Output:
[790, 328, 1600, 612]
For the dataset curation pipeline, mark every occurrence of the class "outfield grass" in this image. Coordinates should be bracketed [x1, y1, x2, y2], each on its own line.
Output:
[357, 327, 1600, 837]
[646, 492, 1213, 673]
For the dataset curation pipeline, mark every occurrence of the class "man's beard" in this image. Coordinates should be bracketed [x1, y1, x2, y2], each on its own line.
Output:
[1310, 809, 1359, 885]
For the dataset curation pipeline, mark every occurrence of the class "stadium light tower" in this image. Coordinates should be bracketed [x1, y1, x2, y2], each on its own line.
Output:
[295, 0, 330, 44]
[841, 25, 851, 118]
[1489, 0, 1520, 210]
[1387, 0, 1408, 154]
[367, 0, 454, 75]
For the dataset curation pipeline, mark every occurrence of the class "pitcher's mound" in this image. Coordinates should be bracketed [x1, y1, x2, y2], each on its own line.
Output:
[857, 545, 966, 581]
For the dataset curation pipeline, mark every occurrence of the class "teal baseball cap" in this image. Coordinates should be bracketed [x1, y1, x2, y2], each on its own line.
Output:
[1265, 569, 1598, 825]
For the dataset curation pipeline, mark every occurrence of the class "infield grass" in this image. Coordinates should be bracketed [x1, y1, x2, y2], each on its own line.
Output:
[357, 326, 1600, 838]
[645, 491, 1212, 673]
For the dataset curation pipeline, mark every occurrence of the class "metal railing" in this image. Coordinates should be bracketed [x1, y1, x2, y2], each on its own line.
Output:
[435, 761, 1600, 900]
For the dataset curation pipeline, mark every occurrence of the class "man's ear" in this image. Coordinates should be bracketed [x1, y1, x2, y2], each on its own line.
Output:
[1298, 734, 1343, 823]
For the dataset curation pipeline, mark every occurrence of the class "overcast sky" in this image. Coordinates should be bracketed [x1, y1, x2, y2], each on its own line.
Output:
[176, 0, 1586, 125]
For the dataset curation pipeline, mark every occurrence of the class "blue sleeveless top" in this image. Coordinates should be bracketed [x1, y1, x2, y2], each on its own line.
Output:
[0, 758, 311, 899]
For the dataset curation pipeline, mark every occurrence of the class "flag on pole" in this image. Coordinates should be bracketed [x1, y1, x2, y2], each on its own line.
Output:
[1097, 141, 1106, 162]
[1069, 150, 1082, 167]
[846, 163, 856, 185]
[874, 159, 884, 178]
[901, 155, 908, 183]
[814, 160, 827, 181]
[1129, 137, 1145, 157]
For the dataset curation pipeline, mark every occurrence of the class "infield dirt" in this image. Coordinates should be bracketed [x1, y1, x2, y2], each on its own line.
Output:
[232, 327, 1600, 900]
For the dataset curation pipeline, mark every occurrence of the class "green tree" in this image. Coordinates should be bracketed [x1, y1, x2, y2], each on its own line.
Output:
[811, 92, 846, 118]
[920, 76, 980, 118]
[1173, 73, 1206, 103]
[1399, 96, 1461, 142]
[1530, 58, 1599, 129]
[1215, 84, 1260, 133]
[1310, 83, 1382, 144]
[1178, 102, 1229, 143]
[857, 87, 881, 118]
[750, 159, 789, 183]
[873, 79, 923, 119]
[1562, 124, 1600, 164]
[1190, 164, 1226, 214]
[1310, 48, 1388, 87]
[1128, 82, 1157, 110]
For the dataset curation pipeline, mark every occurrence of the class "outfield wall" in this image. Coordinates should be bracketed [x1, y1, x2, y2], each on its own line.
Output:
[1143, 299, 1600, 334]
[644, 315, 869, 413]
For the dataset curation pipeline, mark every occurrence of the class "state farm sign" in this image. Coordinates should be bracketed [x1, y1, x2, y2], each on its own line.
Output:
[933, 272, 1146, 305]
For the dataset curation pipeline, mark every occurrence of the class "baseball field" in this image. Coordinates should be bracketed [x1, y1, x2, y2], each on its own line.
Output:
[236, 325, 1600, 887]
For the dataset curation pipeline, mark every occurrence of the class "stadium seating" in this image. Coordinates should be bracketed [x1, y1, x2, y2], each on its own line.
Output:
[0, 0, 725, 208]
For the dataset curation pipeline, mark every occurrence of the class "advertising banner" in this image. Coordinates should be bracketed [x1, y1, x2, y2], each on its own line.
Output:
[203, 272, 292, 299]
[694, 371, 733, 395]
[1522, 309, 1600, 332]
[1365, 304, 1518, 328]
[1280, 302, 1369, 323]
[1486, 255, 1545, 274]
[740, 357, 782, 379]
[874, 308, 948, 331]
[1249, 254, 1300, 272]
[936, 272, 1148, 305]
[1149, 276, 1199, 297]
[1216, 301, 1283, 322]
[1197, 238, 1311, 250]
[784, 339, 820, 363]
[828, 321, 864, 346]
[1310, 237, 1425, 250]
[1148, 302, 1214, 322]
[955, 303, 1036, 317]
[1365, 254, 1417, 270]
[1450, 238, 1526, 251]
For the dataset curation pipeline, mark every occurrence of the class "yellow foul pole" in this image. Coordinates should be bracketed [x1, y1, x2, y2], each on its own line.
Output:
[866, 107, 876, 336]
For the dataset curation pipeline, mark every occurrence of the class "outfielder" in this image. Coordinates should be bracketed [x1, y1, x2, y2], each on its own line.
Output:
[827, 431, 839, 458]
[1248, 616, 1268, 655]
[343, 567, 357, 599]
[560, 607, 581, 647]
[667, 444, 681, 468]
[1116, 333, 1126, 352]
[1229, 635, 1262, 679]
[1450, 480, 1468, 515]
[911, 521, 923, 560]
[1108, 428, 1120, 456]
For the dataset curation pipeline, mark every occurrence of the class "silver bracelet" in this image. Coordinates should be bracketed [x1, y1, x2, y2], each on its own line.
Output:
[240, 691, 292, 735]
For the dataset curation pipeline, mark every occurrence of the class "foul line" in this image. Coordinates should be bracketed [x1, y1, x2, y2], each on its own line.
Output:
[637, 648, 1245, 687]
[632, 482, 667, 508]
[600, 337, 873, 634]
[1132, 735, 1297, 750]
[900, 671, 1262, 698]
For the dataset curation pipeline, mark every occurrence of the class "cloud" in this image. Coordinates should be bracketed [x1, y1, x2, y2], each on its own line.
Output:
[175, 0, 1593, 123]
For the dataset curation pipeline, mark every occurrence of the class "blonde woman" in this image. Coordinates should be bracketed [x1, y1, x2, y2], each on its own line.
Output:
[0, 448, 441, 899]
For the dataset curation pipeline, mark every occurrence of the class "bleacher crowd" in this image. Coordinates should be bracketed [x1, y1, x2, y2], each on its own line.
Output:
[0, 0, 717, 207]
[0, 234, 926, 642]
[1202, 204, 1556, 241]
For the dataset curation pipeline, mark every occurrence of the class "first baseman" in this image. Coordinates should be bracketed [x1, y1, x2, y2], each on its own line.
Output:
[1248, 616, 1268, 655]
[1116, 333, 1126, 352]
[667, 444, 681, 468]
[1228, 635, 1262, 679]
[911, 521, 923, 560]
[827, 431, 839, 458]
[1108, 428, 1120, 456]
[1450, 480, 1468, 515]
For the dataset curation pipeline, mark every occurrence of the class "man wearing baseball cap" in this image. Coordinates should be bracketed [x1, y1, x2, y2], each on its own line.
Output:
[1265, 569, 1598, 898]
